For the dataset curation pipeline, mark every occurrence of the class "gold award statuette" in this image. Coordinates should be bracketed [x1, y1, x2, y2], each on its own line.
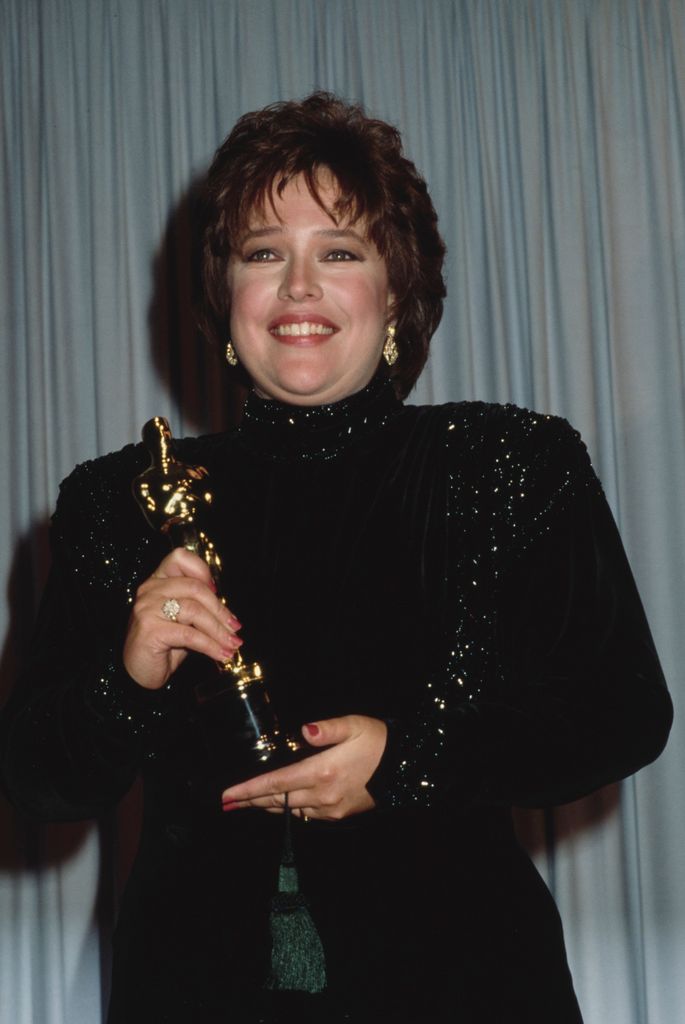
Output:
[133, 416, 301, 781]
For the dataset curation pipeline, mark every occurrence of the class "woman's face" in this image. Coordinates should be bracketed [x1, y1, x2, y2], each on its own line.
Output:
[227, 174, 393, 405]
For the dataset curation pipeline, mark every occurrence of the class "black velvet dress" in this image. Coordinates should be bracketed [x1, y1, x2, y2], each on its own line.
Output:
[1, 375, 672, 1023]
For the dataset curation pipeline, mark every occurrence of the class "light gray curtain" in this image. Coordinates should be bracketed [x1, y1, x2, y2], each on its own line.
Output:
[1, 1, 683, 1021]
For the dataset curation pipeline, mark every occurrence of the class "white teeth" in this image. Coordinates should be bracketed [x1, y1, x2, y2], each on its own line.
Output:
[271, 322, 334, 337]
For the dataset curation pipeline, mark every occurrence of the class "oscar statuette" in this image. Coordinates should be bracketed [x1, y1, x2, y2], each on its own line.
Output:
[132, 416, 302, 784]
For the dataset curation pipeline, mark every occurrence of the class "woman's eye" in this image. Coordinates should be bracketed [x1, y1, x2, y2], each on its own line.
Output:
[323, 249, 358, 262]
[245, 249, 276, 262]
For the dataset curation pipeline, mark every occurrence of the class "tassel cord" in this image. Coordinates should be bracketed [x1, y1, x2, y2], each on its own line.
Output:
[266, 793, 327, 993]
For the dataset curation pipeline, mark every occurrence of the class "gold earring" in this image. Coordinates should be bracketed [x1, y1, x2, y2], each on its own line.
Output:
[225, 341, 238, 367]
[383, 325, 398, 367]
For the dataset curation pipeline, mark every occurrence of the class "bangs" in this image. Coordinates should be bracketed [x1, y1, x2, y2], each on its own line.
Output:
[225, 159, 387, 254]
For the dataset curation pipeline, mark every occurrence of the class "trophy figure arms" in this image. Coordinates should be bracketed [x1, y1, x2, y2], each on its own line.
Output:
[133, 416, 222, 583]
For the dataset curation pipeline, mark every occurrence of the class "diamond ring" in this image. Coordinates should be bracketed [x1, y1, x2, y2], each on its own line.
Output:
[161, 598, 181, 622]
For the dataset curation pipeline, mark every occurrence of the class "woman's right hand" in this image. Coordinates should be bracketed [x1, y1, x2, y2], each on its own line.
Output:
[122, 548, 242, 690]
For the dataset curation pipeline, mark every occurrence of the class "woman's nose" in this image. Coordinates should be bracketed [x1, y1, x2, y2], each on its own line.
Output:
[277, 256, 322, 301]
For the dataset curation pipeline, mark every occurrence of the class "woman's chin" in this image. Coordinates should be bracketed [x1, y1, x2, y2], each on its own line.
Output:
[256, 367, 367, 406]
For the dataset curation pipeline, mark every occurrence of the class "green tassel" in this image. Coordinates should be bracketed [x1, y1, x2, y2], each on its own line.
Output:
[266, 797, 327, 993]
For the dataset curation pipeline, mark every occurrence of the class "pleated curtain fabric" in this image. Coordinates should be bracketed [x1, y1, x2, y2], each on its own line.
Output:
[1, 1, 683, 1021]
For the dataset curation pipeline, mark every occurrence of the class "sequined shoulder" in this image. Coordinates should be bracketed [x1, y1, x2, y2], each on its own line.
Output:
[435, 399, 596, 484]
[51, 443, 155, 603]
[480, 401, 598, 498]
[432, 400, 602, 562]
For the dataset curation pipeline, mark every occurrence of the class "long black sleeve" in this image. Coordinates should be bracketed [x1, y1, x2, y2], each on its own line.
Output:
[368, 409, 672, 810]
[1, 449, 182, 821]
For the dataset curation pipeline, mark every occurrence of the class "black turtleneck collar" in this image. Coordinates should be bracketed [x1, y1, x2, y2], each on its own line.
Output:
[237, 372, 403, 461]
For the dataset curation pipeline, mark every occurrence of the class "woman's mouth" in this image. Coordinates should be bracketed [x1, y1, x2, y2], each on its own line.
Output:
[269, 317, 338, 344]
[271, 321, 335, 337]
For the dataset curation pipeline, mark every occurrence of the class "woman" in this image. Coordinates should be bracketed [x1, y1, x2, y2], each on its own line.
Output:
[1, 93, 672, 1023]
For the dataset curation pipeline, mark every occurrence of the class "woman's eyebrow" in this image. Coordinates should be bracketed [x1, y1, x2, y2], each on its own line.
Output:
[240, 226, 282, 241]
[315, 228, 367, 243]
[240, 226, 367, 243]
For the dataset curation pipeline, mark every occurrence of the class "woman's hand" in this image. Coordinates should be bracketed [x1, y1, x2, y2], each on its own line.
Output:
[221, 715, 388, 821]
[123, 548, 242, 690]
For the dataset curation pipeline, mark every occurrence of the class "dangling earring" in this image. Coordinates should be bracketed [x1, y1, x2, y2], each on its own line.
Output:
[225, 341, 238, 367]
[383, 325, 398, 367]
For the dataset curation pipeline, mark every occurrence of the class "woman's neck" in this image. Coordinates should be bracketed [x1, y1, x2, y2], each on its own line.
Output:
[237, 373, 403, 461]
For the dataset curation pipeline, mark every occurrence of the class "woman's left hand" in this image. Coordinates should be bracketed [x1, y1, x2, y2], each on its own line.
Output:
[221, 715, 388, 821]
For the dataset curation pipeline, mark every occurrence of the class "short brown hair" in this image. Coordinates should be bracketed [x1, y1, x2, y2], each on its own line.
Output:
[200, 92, 446, 399]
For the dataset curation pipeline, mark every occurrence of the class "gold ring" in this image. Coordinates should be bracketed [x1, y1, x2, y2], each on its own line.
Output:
[303, 814, 310, 823]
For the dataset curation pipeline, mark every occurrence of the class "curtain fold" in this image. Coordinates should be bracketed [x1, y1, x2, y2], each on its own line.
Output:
[1, 2, 683, 1021]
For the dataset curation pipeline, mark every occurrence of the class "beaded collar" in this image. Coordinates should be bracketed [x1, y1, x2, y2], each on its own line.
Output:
[237, 373, 403, 461]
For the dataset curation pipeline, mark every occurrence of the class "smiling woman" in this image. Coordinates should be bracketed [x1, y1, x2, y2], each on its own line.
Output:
[1, 93, 672, 1024]
[201, 93, 446, 401]
[228, 176, 394, 405]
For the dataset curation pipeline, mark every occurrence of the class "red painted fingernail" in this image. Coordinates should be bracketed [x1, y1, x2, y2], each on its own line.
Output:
[222, 801, 240, 812]
[222, 636, 243, 655]
[304, 723, 320, 736]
